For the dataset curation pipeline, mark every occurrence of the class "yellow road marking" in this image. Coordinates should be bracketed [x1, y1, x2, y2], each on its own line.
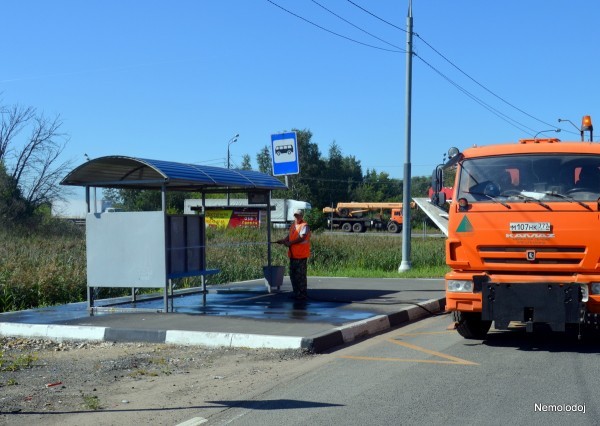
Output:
[387, 339, 478, 366]
[338, 313, 477, 366]
[338, 337, 478, 366]
[396, 331, 455, 336]
[340, 355, 461, 365]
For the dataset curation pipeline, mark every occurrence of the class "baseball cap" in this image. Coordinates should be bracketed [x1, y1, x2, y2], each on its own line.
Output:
[293, 209, 304, 216]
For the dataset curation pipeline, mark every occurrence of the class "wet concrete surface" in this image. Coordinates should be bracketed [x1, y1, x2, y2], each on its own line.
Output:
[0, 277, 446, 351]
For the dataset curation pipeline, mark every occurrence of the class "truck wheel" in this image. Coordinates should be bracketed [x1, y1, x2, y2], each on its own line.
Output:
[387, 222, 400, 233]
[341, 222, 352, 232]
[338, 208, 350, 218]
[352, 222, 364, 233]
[453, 311, 492, 339]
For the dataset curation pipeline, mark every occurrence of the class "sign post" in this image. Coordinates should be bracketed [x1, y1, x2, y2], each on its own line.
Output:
[271, 132, 299, 176]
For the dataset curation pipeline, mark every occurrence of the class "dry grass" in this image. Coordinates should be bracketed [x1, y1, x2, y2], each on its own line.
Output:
[0, 225, 447, 312]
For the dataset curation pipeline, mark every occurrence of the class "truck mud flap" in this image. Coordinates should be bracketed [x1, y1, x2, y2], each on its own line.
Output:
[482, 283, 581, 332]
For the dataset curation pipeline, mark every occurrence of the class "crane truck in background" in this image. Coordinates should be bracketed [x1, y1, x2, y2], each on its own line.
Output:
[430, 115, 600, 339]
[323, 202, 405, 233]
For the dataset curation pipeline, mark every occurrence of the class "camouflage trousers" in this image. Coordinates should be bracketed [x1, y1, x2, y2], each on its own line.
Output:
[289, 258, 308, 298]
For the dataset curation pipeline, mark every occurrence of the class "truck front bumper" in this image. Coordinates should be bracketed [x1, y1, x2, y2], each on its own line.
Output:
[482, 283, 583, 332]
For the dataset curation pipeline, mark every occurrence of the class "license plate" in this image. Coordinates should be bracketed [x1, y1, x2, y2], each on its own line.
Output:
[510, 222, 551, 232]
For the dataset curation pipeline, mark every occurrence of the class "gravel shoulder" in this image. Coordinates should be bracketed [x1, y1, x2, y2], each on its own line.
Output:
[0, 337, 316, 425]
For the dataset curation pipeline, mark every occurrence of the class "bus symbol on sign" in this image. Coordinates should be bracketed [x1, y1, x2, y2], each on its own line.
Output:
[526, 250, 536, 261]
[275, 145, 293, 156]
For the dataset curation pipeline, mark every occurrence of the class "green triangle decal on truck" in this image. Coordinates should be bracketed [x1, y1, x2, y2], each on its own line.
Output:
[456, 216, 473, 233]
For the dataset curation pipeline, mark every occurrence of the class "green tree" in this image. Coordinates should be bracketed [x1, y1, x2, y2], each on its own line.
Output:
[352, 169, 401, 202]
[411, 175, 431, 198]
[240, 154, 252, 170]
[102, 188, 187, 214]
[256, 146, 272, 175]
[0, 161, 28, 223]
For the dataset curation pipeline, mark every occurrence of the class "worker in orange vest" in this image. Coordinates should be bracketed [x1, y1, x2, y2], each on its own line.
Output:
[276, 209, 311, 300]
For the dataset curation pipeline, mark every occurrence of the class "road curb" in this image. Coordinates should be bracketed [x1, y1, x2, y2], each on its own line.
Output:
[302, 297, 446, 352]
[0, 297, 446, 353]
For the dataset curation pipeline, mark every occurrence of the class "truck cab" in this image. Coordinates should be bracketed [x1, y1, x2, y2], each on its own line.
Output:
[436, 124, 600, 338]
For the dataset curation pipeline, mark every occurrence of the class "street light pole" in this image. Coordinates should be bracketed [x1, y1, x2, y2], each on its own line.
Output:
[227, 133, 239, 206]
[227, 133, 239, 169]
[399, 0, 413, 273]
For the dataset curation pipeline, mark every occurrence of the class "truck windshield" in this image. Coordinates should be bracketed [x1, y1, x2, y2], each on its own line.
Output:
[457, 154, 600, 202]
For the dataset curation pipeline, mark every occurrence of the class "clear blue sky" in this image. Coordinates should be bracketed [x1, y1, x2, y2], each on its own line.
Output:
[2, 0, 599, 190]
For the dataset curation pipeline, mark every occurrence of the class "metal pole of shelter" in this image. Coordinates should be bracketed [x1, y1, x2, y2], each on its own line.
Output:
[201, 192, 207, 305]
[267, 191, 272, 268]
[85, 186, 94, 309]
[162, 184, 169, 312]
[399, 0, 413, 273]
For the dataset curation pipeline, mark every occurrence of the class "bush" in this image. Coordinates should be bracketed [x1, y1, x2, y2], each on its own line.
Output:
[0, 223, 447, 312]
[0, 222, 86, 312]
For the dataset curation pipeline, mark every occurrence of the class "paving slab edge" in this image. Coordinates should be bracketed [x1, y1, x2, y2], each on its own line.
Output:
[0, 298, 446, 353]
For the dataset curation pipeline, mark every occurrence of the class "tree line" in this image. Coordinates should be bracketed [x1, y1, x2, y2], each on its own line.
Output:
[0, 98, 449, 229]
[104, 128, 443, 228]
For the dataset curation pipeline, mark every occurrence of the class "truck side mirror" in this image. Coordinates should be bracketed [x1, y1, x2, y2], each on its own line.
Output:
[437, 191, 446, 206]
[431, 169, 440, 193]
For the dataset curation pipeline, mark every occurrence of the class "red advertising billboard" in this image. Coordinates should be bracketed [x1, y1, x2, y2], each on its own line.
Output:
[205, 208, 260, 229]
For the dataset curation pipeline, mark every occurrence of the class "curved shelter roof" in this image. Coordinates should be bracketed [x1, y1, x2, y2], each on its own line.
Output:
[61, 156, 287, 192]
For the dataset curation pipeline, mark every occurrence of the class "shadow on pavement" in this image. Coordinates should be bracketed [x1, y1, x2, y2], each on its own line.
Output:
[475, 327, 600, 354]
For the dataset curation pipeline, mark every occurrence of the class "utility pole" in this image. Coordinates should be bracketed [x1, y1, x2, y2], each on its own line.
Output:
[399, 0, 413, 273]
[226, 133, 239, 206]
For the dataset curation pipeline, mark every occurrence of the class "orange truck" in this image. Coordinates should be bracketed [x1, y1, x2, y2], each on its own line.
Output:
[432, 116, 600, 338]
[323, 202, 404, 233]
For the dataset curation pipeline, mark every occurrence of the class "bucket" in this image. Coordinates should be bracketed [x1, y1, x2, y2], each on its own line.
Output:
[263, 265, 285, 290]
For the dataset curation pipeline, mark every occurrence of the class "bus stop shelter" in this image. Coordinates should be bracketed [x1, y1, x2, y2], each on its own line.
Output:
[60, 155, 287, 312]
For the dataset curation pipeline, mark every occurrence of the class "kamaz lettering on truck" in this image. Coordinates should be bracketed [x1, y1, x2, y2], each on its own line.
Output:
[433, 116, 600, 338]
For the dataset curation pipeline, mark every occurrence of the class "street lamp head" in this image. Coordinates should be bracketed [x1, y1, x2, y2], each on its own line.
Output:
[533, 129, 561, 139]
[228, 133, 240, 146]
[227, 133, 240, 169]
[558, 118, 580, 132]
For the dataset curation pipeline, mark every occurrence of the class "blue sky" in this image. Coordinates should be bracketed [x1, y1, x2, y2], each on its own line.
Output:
[2, 0, 599, 193]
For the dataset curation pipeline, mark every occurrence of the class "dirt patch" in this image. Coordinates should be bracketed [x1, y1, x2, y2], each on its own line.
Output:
[0, 337, 315, 425]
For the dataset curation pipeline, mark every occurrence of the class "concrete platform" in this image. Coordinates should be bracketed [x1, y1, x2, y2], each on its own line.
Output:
[0, 277, 446, 353]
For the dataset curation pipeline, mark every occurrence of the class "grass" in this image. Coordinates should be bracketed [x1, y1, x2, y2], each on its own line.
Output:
[0, 223, 448, 312]
[0, 225, 86, 312]
[82, 394, 101, 410]
[128, 368, 159, 377]
[0, 351, 38, 372]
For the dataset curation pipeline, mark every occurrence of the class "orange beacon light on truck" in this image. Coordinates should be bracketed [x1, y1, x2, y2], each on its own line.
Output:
[582, 115, 593, 141]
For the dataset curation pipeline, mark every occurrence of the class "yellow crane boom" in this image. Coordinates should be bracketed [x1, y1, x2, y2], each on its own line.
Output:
[322, 202, 404, 217]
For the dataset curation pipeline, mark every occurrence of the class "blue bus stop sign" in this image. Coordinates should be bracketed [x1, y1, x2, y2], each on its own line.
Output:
[271, 132, 299, 176]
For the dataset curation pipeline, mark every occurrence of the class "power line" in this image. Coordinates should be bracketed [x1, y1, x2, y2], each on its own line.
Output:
[265, 0, 404, 53]
[345, 0, 407, 33]
[270, 0, 534, 134]
[415, 53, 536, 135]
[346, 0, 568, 136]
[310, 0, 403, 51]
[413, 33, 567, 133]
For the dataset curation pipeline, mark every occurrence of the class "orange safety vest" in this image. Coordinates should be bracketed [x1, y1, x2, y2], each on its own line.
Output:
[288, 221, 311, 259]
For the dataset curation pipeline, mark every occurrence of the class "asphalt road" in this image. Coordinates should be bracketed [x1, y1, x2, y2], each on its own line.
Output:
[207, 315, 600, 426]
